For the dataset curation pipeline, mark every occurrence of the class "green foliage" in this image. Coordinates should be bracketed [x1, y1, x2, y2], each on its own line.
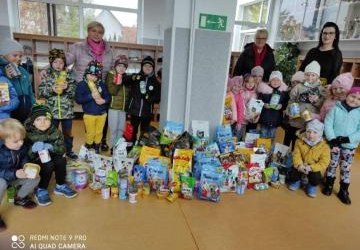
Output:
[274, 43, 300, 84]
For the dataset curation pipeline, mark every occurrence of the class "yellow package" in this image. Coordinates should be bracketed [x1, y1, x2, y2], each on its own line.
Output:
[235, 147, 253, 163]
[256, 138, 272, 152]
[139, 146, 161, 165]
[172, 149, 193, 174]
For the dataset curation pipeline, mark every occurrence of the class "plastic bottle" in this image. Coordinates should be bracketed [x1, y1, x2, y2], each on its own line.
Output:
[7, 186, 16, 203]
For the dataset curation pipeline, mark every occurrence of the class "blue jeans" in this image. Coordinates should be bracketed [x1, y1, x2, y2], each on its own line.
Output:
[260, 125, 276, 140]
[53, 119, 73, 153]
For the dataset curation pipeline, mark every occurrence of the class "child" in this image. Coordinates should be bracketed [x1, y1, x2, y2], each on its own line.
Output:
[288, 119, 330, 197]
[241, 74, 258, 132]
[223, 77, 237, 126]
[251, 66, 265, 86]
[257, 71, 288, 141]
[231, 76, 245, 141]
[38, 49, 78, 159]
[0, 38, 36, 122]
[105, 55, 130, 150]
[75, 60, 110, 153]
[25, 105, 77, 206]
[0, 118, 40, 230]
[0, 68, 19, 121]
[319, 72, 353, 122]
[126, 56, 161, 144]
[323, 87, 360, 205]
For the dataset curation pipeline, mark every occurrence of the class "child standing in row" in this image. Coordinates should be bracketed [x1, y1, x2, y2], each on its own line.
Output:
[105, 55, 130, 149]
[25, 105, 77, 206]
[38, 49, 78, 159]
[323, 87, 360, 205]
[75, 60, 110, 153]
[0, 38, 36, 123]
[242, 74, 258, 132]
[0, 68, 19, 121]
[230, 76, 245, 141]
[0, 118, 40, 230]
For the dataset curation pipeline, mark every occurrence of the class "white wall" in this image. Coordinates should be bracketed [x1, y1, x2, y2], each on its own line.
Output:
[143, 0, 168, 44]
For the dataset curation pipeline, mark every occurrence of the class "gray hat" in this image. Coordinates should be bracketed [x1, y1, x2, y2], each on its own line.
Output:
[251, 66, 264, 77]
[306, 119, 324, 136]
[0, 38, 23, 56]
[269, 71, 283, 82]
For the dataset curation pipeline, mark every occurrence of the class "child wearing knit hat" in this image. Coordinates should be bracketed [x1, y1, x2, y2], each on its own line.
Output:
[323, 87, 360, 205]
[288, 119, 330, 198]
[38, 48, 78, 160]
[25, 104, 77, 206]
[0, 38, 36, 123]
[251, 66, 264, 86]
[319, 72, 353, 121]
[105, 55, 131, 149]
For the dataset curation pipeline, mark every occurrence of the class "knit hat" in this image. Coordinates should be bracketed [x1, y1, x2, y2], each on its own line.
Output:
[331, 72, 353, 92]
[251, 66, 264, 77]
[269, 71, 283, 82]
[49, 48, 66, 66]
[84, 60, 103, 79]
[141, 56, 155, 68]
[291, 71, 305, 82]
[348, 87, 360, 96]
[0, 38, 23, 56]
[30, 104, 52, 123]
[306, 119, 324, 136]
[304, 61, 321, 76]
[114, 55, 128, 68]
[227, 77, 234, 91]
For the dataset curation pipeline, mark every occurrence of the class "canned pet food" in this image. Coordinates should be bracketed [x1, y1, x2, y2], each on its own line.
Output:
[101, 186, 110, 199]
[5, 63, 21, 78]
[74, 169, 87, 190]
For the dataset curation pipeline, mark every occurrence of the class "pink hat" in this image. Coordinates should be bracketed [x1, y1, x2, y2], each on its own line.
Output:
[232, 75, 243, 86]
[227, 77, 234, 90]
[331, 72, 353, 92]
[348, 87, 360, 95]
[291, 71, 305, 82]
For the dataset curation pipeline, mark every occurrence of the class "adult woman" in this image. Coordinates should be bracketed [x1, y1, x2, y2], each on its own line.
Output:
[299, 22, 343, 85]
[233, 29, 275, 81]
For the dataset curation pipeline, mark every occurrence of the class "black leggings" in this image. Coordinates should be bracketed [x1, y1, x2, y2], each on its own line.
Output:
[130, 115, 151, 143]
[37, 154, 66, 189]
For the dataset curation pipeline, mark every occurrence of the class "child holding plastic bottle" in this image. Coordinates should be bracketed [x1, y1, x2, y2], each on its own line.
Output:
[38, 49, 78, 159]
[75, 60, 110, 153]
[288, 119, 330, 198]
[105, 55, 130, 150]
[241, 74, 259, 133]
[323, 87, 360, 205]
[25, 105, 77, 206]
[0, 118, 40, 231]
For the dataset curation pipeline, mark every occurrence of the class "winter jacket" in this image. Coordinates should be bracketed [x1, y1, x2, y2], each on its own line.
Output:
[66, 41, 115, 82]
[25, 119, 66, 160]
[223, 92, 237, 124]
[257, 81, 288, 127]
[105, 71, 130, 110]
[127, 72, 161, 118]
[292, 135, 330, 173]
[324, 101, 360, 149]
[234, 92, 245, 126]
[0, 69, 19, 120]
[233, 42, 275, 81]
[0, 140, 29, 182]
[75, 79, 110, 115]
[38, 68, 76, 119]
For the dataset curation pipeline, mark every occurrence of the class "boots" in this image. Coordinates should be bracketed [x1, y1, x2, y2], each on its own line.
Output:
[85, 143, 93, 149]
[337, 182, 351, 205]
[322, 176, 335, 196]
[93, 144, 101, 154]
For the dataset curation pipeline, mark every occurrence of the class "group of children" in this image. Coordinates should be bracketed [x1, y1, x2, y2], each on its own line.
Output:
[225, 61, 360, 204]
[0, 39, 161, 231]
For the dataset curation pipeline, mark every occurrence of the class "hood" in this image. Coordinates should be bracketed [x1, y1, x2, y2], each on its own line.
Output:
[243, 42, 274, 52]
[24, 118, 57, 135]
[257, 81, 288, 94]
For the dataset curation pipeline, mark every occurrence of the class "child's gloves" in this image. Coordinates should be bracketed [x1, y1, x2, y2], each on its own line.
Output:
[329, 138, 339, 148]
[336, 136, 350, 144]
[43, 143, 53, 151]
[32, 141, 45, 153]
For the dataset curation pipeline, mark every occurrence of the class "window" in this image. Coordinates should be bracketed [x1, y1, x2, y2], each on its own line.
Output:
[82, 0, 138, 9]
[18, 1, 49, 35]
[55, 5, 80, 38]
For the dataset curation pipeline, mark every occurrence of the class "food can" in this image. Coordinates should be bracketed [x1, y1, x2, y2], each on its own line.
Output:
[101, 186, 110, 199]
[5, 63, 21, 78]
[74, 169, 87, 190]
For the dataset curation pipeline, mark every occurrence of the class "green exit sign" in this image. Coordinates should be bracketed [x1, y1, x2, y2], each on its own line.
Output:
[199, 13, 227, 31]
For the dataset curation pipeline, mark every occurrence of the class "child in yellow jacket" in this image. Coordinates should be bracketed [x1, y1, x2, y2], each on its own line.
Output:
[288, 119, 330, 198]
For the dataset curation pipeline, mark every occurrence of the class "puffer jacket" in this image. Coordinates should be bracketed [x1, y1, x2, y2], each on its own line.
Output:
[324, 101, 360, 149]
[25, 119, 66, 160]
[292, 135, 330, 173]
[0, 140, 29, 182]
[105, 71, 130, 110]
[0, 68, 19, 120]
[38, 68, 76, 119]
[126, 72, 161, 118]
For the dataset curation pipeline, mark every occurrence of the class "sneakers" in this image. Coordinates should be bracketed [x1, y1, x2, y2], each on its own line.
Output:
[66, 151, 78, 160]
[14, 196, 37, 209]
[54, 184, 78, 198]
[288, 181, 301, 191]
[101, 141, 109, 151]
[35, 189, 52, 206]
[0, 216, 6, 232]
[306, 184, 317, 198]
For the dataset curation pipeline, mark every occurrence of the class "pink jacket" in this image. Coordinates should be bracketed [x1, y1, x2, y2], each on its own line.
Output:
[241, 88, 257, 106]
[234, 92, 245, 125]
[319, 99, 336, 122]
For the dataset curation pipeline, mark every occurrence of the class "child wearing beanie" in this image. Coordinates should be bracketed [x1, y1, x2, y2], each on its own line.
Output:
[257, 71, 288, 141]
[126, 56, 161, 144]
[105, 55, 131, 150]
[0, 38, 35, 122]
[25, 105, 77, 206]
[288, 119, 330, 198]
[38, 48, 78, 160]
[251, 66, 265, 86]
[323, 87, 360, 205]
[75, 60, 110, 153]
[319, 72, 353, 121]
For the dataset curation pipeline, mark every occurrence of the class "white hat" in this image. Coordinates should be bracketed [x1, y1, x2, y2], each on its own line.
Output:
[269, 71, 283, 82]
[306, 119, 324, 136]
[304, 61, 321, 76]
[0, 38, 23, 56]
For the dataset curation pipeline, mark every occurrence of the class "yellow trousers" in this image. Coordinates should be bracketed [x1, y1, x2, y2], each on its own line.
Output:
[83, 113, 107, 145]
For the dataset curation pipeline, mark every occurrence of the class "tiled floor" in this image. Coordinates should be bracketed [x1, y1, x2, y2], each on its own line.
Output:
[0, 120, 359, 250]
